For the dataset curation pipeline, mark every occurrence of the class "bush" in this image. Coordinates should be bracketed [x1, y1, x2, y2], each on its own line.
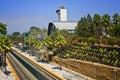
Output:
[88, 37, 96, 45]
[107, 37, 117, 46]
[113, 60, 119, 67]
[116, 38, 120, 46]
[79, 37, 88, 44]
[101, 36, 108, 45]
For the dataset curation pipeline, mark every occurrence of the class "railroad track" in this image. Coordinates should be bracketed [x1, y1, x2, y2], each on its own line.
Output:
[8, 49, 66, 80]
[7, 52, 37, 80]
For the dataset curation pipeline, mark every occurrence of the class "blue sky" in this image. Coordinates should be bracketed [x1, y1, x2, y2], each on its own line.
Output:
[0, 0, 120, 34]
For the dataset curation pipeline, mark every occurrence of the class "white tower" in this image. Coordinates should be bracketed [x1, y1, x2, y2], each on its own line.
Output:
[56, 6, 67, 21]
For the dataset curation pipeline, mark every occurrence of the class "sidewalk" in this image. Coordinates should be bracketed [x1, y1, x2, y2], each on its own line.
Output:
[0, 70, 15, 80]
[12, 47, 94, 80]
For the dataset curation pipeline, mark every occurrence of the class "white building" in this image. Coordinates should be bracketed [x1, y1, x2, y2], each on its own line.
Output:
[48, 6, 77, 35]
[56, 6, 67, 21]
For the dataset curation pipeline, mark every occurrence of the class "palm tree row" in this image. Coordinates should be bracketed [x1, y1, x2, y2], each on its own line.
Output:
[23, 28, 67, 69]
[75, 13, 120, 38]
[75, 13, 120, 46]
[24, 29, 67, 59]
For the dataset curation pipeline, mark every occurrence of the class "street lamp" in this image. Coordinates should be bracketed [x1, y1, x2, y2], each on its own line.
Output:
[113, 69, 117, 80]
[93, 63, 97, 80]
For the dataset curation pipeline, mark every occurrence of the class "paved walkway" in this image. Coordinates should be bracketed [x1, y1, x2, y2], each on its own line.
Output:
[12, 47, 94, 80]
[0, 70, 15, 80]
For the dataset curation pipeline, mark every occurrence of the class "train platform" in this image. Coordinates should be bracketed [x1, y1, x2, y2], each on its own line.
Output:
[11, 47, 93, 80]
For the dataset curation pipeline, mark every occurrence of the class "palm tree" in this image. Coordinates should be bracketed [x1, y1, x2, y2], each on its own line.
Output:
[35, 40, 42, 50]
[59, 29, 69, 44]
[93, 14, 101, 36]
[49, 29, 59, 42]
[112, 13, 120, 24]
[102, 14, 111, 36]
[42, 28, 47, 37]
[111, 13, 120, 37]
[34, 40, 43, 58]
[25, 37, 35, 56]
[93, 14, 101, 45]
[43, 36, 53, 49]
[59, 29, 69, 37]
[28, 26, 45, 39]
[55, 34, 67, 48]
[0, 35, 11, 73]
[54, 34, 67, 70]
[0, 22, 7, 34]
[43, 36, 53, 62]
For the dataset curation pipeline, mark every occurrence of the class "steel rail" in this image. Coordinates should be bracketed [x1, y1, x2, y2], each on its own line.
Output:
[7, 53, 37, 80]
[11, 48, 66, 80]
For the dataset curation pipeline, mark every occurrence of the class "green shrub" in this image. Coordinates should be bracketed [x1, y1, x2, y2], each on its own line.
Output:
[111, 61, 114, 65]
[113, 60, 119, 67]
[107, 37, 117, 46]
[64, 53, 70, 58]
[117, 38, 120, 46]
[88, 37, 96, 45]
[84, 46, 91, 51]
[99, 48, 104, 53]
[101, 36, 108, 45]
[107, 59, 111, 64]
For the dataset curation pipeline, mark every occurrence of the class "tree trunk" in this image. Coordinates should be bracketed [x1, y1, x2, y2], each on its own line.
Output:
[4, 52, 7, 74]
[59, 47, 62, 70]
[2, 52, 7, 74]
[105, 26, 107, 36]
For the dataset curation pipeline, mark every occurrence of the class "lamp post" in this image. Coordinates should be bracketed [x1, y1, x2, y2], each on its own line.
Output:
[23, 33, 26, 52]
[113, 69, 117, 80]
[29, 35, 30, 54]
[93, 63, 97, 80]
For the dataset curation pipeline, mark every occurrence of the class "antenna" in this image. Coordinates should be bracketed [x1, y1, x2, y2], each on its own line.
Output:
[60, 5, 65, 9]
